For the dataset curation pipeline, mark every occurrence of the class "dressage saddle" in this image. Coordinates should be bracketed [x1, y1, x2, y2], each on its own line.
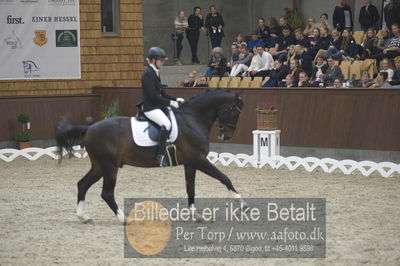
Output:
[134, 101, 171, 142]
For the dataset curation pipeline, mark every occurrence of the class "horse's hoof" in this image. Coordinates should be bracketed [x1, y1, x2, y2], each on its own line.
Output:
[194, 212, 205, 223]
[83, 218, 94, 224]
[78, 215, 93, 224]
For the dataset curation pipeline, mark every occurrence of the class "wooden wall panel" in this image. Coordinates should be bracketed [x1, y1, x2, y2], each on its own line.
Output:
[0, 0, 144, 97]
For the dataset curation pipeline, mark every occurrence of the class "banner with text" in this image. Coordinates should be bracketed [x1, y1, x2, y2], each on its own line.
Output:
[0, 0, 80, 80]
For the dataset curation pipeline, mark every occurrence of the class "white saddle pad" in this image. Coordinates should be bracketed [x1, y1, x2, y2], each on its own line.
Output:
[131, 109, 178, 147]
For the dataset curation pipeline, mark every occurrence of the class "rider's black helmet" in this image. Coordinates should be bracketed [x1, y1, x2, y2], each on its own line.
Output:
[147, 47, 167, 61]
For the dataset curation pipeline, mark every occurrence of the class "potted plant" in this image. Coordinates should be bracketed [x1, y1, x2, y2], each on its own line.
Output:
[16, 113, 32, 149]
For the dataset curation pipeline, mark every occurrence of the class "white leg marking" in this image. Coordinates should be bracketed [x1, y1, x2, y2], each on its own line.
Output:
[76, 200, 91, 222]
[117, 209, 126, 224]
[231, 191, 242, 199]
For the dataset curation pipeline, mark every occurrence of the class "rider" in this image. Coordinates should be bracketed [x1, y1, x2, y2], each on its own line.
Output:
[142, 47, 184, 166]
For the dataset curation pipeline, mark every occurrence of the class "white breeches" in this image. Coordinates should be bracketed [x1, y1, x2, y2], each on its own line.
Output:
[144, 109, 171, 130]
[230, 64, 249, 77]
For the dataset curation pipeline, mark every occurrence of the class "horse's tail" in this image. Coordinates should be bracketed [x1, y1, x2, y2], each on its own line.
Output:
[56, 117, 89, 163]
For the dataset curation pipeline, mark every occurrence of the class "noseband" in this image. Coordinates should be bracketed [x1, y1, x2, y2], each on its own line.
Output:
[218, 105, 242, 131]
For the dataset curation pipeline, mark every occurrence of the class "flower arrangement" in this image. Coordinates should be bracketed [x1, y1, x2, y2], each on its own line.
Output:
[15, 112, 32, 148]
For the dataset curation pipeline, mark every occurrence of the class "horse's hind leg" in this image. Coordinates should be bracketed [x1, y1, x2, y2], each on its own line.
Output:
[101, 165, 125, 224]
[76, 165, 102, 223]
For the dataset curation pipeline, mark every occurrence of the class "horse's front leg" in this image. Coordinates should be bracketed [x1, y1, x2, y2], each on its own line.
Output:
[184, 164, 196, 208]
[196, 157, 248, 208]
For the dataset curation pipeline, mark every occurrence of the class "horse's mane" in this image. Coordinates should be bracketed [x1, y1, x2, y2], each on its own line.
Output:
[181, 88, 232, 107]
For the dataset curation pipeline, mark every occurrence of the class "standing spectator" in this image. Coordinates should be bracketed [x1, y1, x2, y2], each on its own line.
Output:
[245, 45, 274, 78]
[195, 76, 209, 87]
[303, 18, 317, 39]
[289, 59, 302, 86]
[322, 56, 344, 86]
[205, 5, 224, 48]
[227, 44, 240, 70]
[271, 26, 296, 61]
[359, 0, 380, 32]
[184, 71, 197, 87]
[262, 59, 290, 87]
[333, 0, 354, 32]
[371, 24, 400, 60]
[325, 29, 358, 60]
[294, 29, 311, 49]
[174, 10, 188, 65]
[311, 56, 328, 86]
[233, 33, 246, 47]
[384, 0, 400, 31]
[205, 47, 228, 78]
[315, 13, 333, 32]
[298, 72, 312, 87]
[390, 56, 400, 85]
[361, 28, 379, 59]
[379, 58, 395, 81]
[248, 32, 264, 51]
[187, 7, 205, 64]
[230, 44, 253, 77]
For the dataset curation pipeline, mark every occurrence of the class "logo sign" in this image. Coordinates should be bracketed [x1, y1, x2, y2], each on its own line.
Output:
[3, 31, 22, 49]
[22, 60, 40, 78]
[48, 0, 75, 5]
[33, 30, 48, 46]
[0, 0, 14, 4]
[20, 0, 38, 4]
[55, 30, 77, 47]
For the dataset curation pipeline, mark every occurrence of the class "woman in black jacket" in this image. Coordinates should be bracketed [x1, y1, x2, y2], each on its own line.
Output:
[205, 5, 224, 48]
[384, 0, 400, 31]
[358, 0, 380, 32]
[141, 47, 184, 166]
[333, 0, 353, 32]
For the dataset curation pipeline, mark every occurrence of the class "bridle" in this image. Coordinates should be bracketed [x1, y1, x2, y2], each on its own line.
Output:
[218, 105, 242, 132]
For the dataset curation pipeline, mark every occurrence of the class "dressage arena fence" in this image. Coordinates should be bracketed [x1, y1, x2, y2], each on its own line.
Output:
[1, 146, 399, 178]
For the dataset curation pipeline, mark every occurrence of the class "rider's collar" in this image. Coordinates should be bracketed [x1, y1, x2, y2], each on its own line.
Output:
[149, 64, 159, 77]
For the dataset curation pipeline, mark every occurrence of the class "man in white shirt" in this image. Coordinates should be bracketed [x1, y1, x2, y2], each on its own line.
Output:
[245, 45, 274, 77]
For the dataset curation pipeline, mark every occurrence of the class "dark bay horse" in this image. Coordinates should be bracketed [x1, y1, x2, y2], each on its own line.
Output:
[56, 88, 246, 223]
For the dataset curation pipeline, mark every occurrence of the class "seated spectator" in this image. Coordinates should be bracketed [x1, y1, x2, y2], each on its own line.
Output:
[285, 45, 296, 66]
[376, 28, 391, 53]
[379, 58, 394, 81]
[282, 74, 295, 87]
[233, 33, 246, 47]
[312, 56, 328, 86]
[361, 28, 379, 59]
[205, 47, 228, 78]
[310, 26, 332, 59]
[278, 16, 293, 33]
[176, 80, 185, 87]
[390, 56, 400, 85]
[315, 29, 342, 61]
[309, 28, 321, 47]
[227, 44, 240, 69]
[295, 29, 311, 49]
[268, 17, 281, 39]
[184, 71, 197, 87]
[372, 71, 392, 87]
[325, 28, 358, 60]
[248, 32, 264, 51]
[262, 59, 290, 87]
[322, 56, 344, 86]
[257, 18, 274, 47]
[315, 13, 334, 32]
[230, 43, 253, 77]
[289, 59, 302, 86]
[195, 76, 209, 87]
[294, 45, 313, 77]
[353, 71, 374, 87]
[333, 77, 343, 88]
[298, 72, 312, 87]
[303, 17, 316, 38]
[271, 26, 295, 61]
[371, 24, 400, 60]
[245, 45, 274, 77]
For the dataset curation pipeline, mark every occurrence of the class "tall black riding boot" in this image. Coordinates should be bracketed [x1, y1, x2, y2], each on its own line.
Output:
[155, 126, 169, 167]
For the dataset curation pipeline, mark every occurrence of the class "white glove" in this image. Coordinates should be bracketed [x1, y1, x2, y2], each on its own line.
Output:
[176, 97, 185, 103]
[170, 100, 179, 108]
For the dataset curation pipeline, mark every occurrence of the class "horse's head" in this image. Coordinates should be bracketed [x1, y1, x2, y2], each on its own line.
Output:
[217, 92, 244, 140]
